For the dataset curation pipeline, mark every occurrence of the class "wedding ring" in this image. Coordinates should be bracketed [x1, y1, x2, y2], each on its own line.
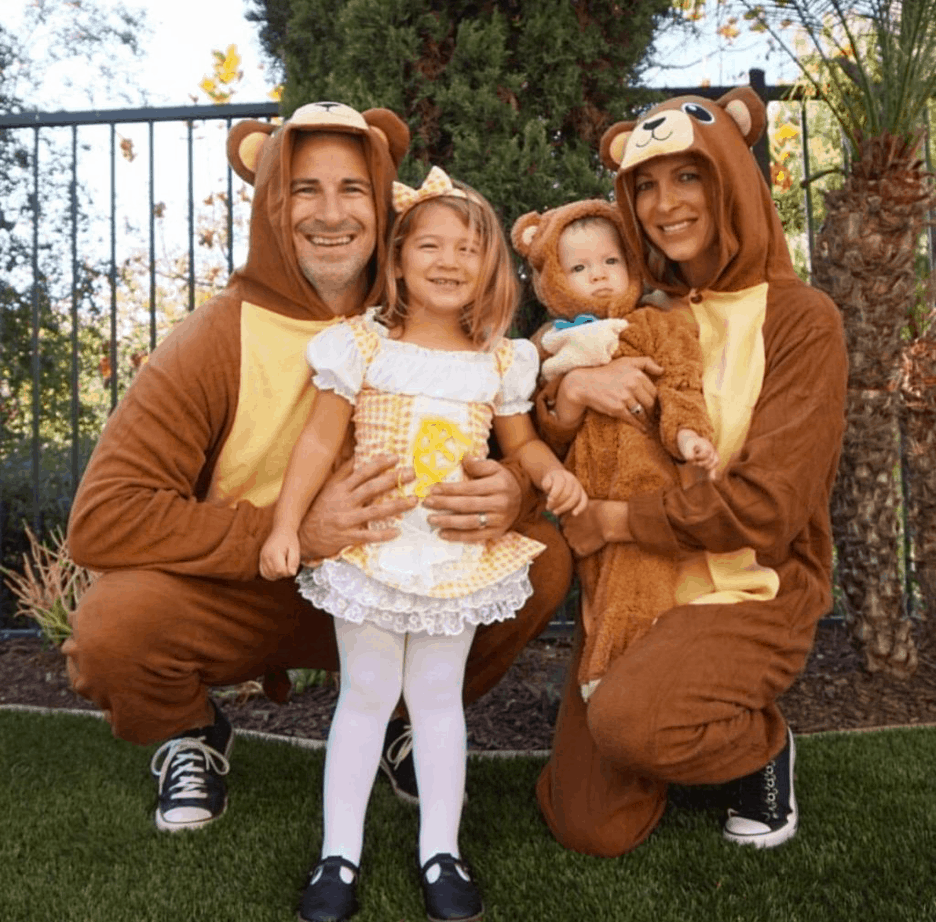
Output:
[478, 512, 489, 528]
[630, 404, 643, 416]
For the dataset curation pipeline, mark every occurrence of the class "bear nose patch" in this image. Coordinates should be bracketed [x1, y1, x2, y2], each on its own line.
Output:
[642, 116, 666, 132]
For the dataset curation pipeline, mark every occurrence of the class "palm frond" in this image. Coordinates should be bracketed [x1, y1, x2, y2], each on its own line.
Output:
[739, 0, 936, 147]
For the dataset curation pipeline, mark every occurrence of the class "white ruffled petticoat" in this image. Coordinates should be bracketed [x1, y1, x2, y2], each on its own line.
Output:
[297, 558, 534, 636]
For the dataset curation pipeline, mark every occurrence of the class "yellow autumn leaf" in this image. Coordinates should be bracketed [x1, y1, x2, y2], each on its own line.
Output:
[217, 44, 242, 84]
[717, 20, 740, 41]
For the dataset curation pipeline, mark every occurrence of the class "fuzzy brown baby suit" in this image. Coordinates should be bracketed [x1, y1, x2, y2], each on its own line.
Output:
[512, 200, 714, 694]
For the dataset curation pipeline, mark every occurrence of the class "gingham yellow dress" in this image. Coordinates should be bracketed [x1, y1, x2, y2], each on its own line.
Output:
[296, 310, 545, 636]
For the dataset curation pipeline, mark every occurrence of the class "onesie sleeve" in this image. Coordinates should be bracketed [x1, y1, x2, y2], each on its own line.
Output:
[495, 338, 538, 416]
[305, 321, 365, 404]
[67, 293, 275, 581]
[628, 286, 848, 562]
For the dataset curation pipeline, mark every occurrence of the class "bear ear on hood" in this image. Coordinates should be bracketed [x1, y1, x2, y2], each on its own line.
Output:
[716, 86, 767, 148]
[600, 120, 636, 172]
[510, 210, 543, 259]
[362, 108, 410, 170]
[227, 120, 277, 186]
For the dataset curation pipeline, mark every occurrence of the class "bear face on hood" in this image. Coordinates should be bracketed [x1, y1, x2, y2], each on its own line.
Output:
[511, 199, 647, 383]
[511, 198, 643, 323]
[224, 101, 411, 320]
[600, 87, 798, 295]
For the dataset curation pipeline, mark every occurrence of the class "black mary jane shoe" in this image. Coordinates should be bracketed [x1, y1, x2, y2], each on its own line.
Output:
[298, 855, 360, 922]
[418, 852, 484, 922]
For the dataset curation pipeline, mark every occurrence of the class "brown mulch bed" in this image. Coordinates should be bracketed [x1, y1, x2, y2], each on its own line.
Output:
[1, 622, 935, 751]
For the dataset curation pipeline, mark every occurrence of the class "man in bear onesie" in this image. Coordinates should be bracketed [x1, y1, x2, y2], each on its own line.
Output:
[64, 101, 571, 833]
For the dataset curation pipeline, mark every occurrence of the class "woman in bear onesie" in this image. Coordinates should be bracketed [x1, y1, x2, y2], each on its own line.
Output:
[535, 87, 848, 856]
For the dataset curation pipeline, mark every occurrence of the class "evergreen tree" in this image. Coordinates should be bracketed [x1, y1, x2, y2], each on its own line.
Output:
[248, 0, 675, 329]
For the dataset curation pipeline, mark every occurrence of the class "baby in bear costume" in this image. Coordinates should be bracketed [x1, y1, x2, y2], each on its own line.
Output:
[512, 200, 718, 697]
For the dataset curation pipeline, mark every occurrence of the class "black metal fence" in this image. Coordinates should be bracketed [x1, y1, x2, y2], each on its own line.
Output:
[0, 70, 845, 632]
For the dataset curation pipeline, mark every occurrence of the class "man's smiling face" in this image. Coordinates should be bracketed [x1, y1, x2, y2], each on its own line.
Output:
[290, 131, 377, 315]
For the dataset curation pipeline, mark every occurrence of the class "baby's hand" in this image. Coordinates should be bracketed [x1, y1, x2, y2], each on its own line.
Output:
[259, 530, 301, 581]
[677, 429, 720, 480]
[541, 469, 589, 516]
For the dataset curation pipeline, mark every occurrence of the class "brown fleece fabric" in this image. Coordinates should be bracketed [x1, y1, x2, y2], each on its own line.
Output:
[535, 88, 848, 855]
[64, 102, 572, 745]
[512, 199, 713, 689]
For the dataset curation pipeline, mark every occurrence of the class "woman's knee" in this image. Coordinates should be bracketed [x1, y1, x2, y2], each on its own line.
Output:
[586, 677, 660, 772]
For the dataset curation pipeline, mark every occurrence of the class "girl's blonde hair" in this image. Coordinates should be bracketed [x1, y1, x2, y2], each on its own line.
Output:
[381, 180, 518, 349]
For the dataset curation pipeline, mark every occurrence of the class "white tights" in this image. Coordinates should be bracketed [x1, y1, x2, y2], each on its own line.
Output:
[320, 618, 476, 870]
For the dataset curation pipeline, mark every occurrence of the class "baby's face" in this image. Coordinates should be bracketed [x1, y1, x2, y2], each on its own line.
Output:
[557, 221, 631, 304]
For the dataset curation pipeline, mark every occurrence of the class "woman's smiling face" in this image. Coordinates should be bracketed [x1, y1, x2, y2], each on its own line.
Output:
[633, 154, 718, 287]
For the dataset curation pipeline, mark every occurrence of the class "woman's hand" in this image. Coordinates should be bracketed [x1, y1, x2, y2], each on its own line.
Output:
[423, 457, 521, 543]
[298, 455, 417, 561]
[558, 356, 663, 432]
[560, 499, 631, 557]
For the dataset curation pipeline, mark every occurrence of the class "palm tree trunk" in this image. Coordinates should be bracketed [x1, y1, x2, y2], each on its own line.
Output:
[901, 336, 936, 644]
[812, 133, 931, 679]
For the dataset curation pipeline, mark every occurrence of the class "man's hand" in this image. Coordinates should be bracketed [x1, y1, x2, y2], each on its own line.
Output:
[558, 356, 664, 431]
[423, 457, 522, 543]
[298, 455, 417, 562]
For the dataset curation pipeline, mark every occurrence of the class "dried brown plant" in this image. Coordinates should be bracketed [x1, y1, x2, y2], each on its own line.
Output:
[1, 526, 97, 646]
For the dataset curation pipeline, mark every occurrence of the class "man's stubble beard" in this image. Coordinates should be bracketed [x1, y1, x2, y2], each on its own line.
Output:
[297, 252, 372, 310]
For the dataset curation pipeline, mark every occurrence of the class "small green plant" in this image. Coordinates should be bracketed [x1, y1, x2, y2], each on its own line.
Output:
[288, 667, 334, 693]
[1, 525, 97, 646]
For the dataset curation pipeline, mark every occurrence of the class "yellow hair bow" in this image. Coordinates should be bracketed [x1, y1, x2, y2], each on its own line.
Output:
[391, 165, 468, 217]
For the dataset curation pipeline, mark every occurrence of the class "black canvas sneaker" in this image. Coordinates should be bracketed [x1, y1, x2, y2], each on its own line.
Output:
[150, 700, 233, 831]
[723, 727, 797, 848]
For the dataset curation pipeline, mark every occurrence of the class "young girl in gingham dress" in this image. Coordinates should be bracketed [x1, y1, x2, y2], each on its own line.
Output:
[260, 166, 585, 922]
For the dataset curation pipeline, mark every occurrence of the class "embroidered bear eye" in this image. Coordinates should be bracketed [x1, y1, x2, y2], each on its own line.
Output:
[681, 102, 715, 123]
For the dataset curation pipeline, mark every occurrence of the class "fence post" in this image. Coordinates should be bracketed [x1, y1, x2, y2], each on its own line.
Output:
[749, 68, 771, 186]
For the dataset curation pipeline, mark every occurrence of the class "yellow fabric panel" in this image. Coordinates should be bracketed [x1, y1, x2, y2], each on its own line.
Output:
[676, 283, 779, 606]
[208, 303, 342, 508]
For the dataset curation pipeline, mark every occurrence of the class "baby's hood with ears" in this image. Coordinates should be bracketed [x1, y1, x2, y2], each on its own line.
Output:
[511, 199, 642, 321]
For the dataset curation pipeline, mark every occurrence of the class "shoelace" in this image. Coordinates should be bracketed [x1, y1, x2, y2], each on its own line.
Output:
[150, 737, 230, 799]
[730, 756, 780, 822]
[385, 725, 414, 770]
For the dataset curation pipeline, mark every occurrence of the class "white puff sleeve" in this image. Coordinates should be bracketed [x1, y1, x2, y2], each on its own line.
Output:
[305, 322, 365, 404]
[495, 338, 539, 416]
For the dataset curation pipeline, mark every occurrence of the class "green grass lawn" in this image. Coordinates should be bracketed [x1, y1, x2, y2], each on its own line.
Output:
[0, 710, 933, 922]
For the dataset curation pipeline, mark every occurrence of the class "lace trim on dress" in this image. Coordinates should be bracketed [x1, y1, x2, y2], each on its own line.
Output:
[297, 559, 533, 636]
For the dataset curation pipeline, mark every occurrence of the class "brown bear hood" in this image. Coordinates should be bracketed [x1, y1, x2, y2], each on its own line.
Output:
[600, 87, 798, 296]
[511, 199, 643, 321]
[225, 101, 410, 320]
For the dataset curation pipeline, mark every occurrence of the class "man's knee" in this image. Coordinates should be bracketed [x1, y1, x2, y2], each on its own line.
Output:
[66, 570, 180, 689]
